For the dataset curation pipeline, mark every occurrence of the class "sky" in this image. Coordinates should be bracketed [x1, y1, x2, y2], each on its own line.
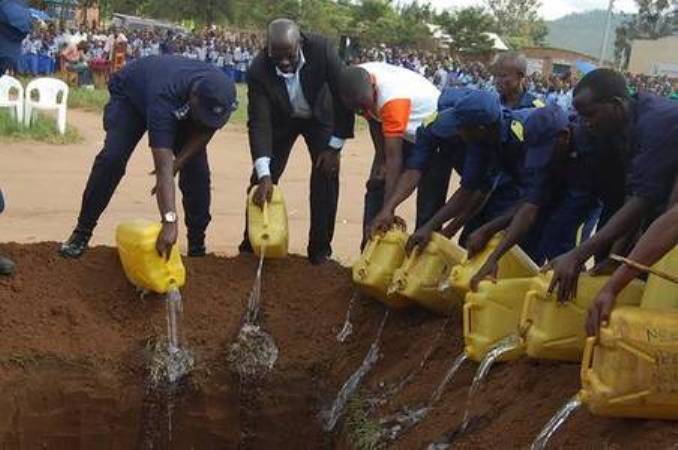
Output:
[428, 0, 639, 21]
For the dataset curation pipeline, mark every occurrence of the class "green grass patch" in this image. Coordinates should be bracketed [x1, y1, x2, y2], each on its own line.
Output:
[0, 111, 81, 144]
[68, 87, 110, 112]
[346, 391, 382, 450]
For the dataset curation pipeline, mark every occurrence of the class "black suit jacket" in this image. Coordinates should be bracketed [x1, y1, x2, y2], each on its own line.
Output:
[246, 33, 355, 161]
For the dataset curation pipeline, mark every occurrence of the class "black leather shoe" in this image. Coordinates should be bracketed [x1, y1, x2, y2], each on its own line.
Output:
[188, 244, 206, 257]
[238, 239, 253, 254]
[0, 256, 15, 276]
[309, 253, 331, 266]
[59, 231, 91, 258]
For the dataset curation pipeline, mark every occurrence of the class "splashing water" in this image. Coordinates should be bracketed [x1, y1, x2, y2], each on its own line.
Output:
[336, 291, 358, 343]
[458, 334, 522, 434]
[166, 288, 182, 354]
[229, 249, 279, 378]
[429, 351, 469, 405]
[531, 395, 582, 450]
[246, 249, 265, 325]
[378, 351, 469, 443]
[322, 310, 389, 432]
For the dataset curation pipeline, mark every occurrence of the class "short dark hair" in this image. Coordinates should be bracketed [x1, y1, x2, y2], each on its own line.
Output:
[573, 68, 629, 102]
[338, 66, 371, 99]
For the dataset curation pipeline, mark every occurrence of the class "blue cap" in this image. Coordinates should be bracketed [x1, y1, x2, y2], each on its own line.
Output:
[524, 104, 570, 168]
[438, 87, 474, 111]
[452, 90, 502, 129]
[193, 70, 237, 129]
[0, 0, 31, 63]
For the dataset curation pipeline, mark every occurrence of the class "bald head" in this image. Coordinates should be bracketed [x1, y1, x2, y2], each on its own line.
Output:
[267, 18, 301, 47]
[337, 66, 374, 112]
[267, 19, 302, 73]
[493, 52, 527, 76]
[493, 52, 528, 106]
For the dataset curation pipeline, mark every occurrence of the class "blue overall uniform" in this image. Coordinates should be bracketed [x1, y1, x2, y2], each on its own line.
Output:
[625, 92, 678, 208]
[407, 88, 473, 228]
[75, 55, 236, 247]
[458, 106, 535, 245]
[520, 107, 600, 264]
[413, 88, 545, 230]
[508, 90, 544, 109]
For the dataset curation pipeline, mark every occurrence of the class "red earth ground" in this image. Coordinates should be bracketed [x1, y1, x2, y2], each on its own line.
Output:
[0, 243, 676, 449]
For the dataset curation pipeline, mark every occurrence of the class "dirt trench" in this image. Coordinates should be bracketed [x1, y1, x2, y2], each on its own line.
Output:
[0, 243, 676, 450]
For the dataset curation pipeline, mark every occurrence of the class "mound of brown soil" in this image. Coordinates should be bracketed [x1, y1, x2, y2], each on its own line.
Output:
[0, 243, 675, 449]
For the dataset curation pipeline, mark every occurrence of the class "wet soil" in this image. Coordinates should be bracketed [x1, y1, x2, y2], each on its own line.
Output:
[0, 243, 676, 449]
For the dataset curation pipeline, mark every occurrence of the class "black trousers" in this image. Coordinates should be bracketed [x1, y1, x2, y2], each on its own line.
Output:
[242, 118, 337, 258]
[75, 95, 211, 247]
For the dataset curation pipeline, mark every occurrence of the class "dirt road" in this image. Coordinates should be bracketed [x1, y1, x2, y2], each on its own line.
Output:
[0, 109, 443, 264]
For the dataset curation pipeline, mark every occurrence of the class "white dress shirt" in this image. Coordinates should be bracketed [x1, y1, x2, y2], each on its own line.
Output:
[254, 49, 345, 179]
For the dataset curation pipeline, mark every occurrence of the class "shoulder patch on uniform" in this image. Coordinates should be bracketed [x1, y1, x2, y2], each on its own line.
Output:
[511, 120, 524, 142]
[422, 111, 438, 127]
[532, 99, 546, 108]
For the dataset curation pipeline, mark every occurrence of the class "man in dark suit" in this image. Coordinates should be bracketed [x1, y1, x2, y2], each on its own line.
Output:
[239, 18, 354, 265]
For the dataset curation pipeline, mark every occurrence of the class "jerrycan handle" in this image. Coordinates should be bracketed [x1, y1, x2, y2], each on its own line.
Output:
[362, 237, 379, 265]
[262, 201, 270, 229]
[518, 292, 536, 337]
[580, 336, 596, 381]
[402, 247, 421, 273]
[463, 302, 477, 337]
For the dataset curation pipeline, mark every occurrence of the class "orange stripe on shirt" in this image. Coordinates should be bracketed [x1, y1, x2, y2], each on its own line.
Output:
[380, 99, 412, 138]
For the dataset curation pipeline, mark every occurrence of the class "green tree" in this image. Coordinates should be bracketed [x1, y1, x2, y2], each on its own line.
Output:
[614, 0, 677, 68]
[437, 6, 496, 52]
[484, 0, 547, 48]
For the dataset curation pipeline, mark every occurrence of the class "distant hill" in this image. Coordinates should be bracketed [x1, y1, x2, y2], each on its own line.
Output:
[546, 9, 629, 61]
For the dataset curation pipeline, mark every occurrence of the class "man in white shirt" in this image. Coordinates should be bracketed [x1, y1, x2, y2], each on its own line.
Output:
[337, 62, 440, 245]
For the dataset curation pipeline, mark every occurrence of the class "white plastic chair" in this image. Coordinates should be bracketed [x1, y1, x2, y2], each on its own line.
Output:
[24, 78, 69, 135]
[0, 75, 24, 124]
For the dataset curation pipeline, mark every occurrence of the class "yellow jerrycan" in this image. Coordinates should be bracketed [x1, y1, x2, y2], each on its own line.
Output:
[390, 233, 466, 316]
[520, 273, 645, 362]
[352, 226, 410, 308]
[441, 233, 539, 302]
[115, 219, 186, 294]
[463, 278, 535, 362]
[641, 246, 678, 310]
[580, 306, 678, 420]
[247, 185, 288, 258]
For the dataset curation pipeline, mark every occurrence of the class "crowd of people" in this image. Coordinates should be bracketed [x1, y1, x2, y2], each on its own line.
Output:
[12, 22, 678, 102]
[354, 45, 678, 100]
[15, 22, 263, 86]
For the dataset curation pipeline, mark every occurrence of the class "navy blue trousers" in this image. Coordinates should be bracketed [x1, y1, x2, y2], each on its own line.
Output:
[522, 190, 598, 265]
[76, 95, 211, 247]
[415, 149, 458, 230]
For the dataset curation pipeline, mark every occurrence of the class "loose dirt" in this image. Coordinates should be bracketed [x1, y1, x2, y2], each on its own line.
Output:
[0, 243, 676, 449]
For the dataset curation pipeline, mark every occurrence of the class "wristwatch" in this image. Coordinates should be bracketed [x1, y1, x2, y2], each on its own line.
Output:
[162, 211, 178, 224]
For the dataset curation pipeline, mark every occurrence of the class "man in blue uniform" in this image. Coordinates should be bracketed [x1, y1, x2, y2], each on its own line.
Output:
[492, 52, 544, 110]
[367, 88, 470, 235]
[547, 68, 678, 302]
[59, 55, 237, 259]
[414, 54, 545, 232]
[406, 90, 534, 252]
[466, 105, 600, 289]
